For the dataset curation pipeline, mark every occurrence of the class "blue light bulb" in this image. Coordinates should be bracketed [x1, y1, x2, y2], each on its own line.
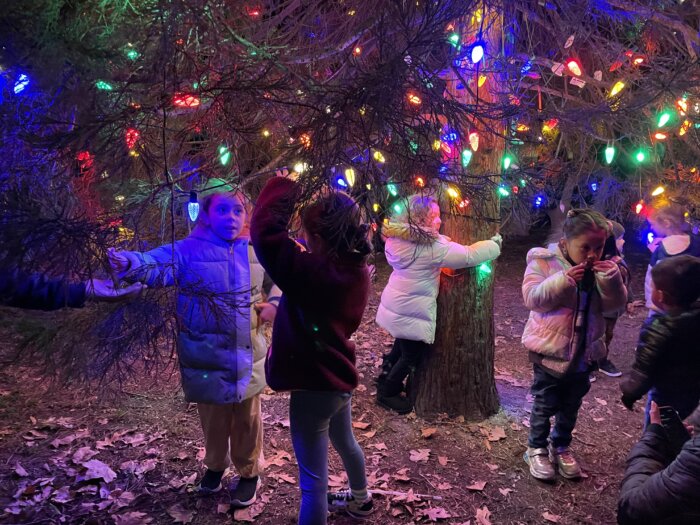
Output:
[188, 191, 200, 221]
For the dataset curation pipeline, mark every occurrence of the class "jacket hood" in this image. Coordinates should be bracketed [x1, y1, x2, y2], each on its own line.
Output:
[525, 243, 565, 265]
[383, 221, 439, 245]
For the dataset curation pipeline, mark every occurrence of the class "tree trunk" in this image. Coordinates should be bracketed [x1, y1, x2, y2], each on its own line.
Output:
[414, 8, 502, 420]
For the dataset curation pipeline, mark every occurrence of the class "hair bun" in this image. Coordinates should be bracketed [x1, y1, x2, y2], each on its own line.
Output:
[566, 209, 577, 218]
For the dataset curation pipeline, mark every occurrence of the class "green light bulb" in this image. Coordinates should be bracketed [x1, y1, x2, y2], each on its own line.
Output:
[604, 146, 615, 165]
[387, 183, 398, 197]
[95, 80, 113, 90]
[657, 112, 671, 128]
[461, 149, 473, 167]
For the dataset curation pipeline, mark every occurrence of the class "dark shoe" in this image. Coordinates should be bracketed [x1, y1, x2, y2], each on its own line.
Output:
[376, 393, 413, 414]
[196, 469, 224, 494]
[328, 489, 374, 519]
[599, 359, 622, 377]
[230, 476, 261, 507]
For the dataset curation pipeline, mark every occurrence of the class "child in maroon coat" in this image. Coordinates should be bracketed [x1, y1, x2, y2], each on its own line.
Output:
[251, 176, 373, 524]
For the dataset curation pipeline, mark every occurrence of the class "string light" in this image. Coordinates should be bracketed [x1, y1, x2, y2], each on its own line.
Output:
[461, 149, 473, 167]
[657, 111, 672, 128]
[293, 162, 308, 173]
[218, 145, 231, 166]
[651, 185, 665, 196]
[634, 149, 647, 164]
[344, 168, 356, 187]
[534, 195, 544, 208]
[173, 93, 200, 107]
[353, 46, 362, 56]
[372, 150, 386, 163]
[502, 153, 514, 171]
[299, 133, 312, 148]
[478, 262, 492, 274]
[335, 177, 348, 188]
[609, 81, 625, 97]
[407, 93, 422, 105]
[468, 130, 479, 152]
[13, 74, 30, 94]
[387, 183, 398, 197]
[372, 203, 380, 213]
[680, 120, 691, 136]
[470, 42, 485, 64]
[448, 33, 460, 46]
[477, 74, 487, 87]
[566, 59, 582, 76]
[653, 132, 667, 141]
[497, 186, 510, 197]
[415, 176, 425, 188]
[446, 186, 460, 199]
[125, 128, 140, 150]
[458, 199, 470, 209]
[590, 182, 598, 192]
[393, 203, 402, 214]
[604, 145, 616, 165]
[635, 200, 645, 214]
[95, 80, 113, 91]
[262, 129, 271, 137]
[188, 192, 200, 221]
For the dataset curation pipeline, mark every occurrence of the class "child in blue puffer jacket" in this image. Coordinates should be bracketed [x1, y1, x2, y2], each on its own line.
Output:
[109, 179, 281, 507]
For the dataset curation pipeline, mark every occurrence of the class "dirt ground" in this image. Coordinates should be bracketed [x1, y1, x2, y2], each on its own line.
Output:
[0, 237, 651, 525]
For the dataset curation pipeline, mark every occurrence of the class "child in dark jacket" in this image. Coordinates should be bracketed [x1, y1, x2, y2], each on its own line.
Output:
[617, 401, 700, 525]
[621, 255, 700, 424]
[251, 176, 373, 524]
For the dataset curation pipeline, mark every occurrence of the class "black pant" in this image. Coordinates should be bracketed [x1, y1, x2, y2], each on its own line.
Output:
[381, 338, 429, 397]
[528, 364, 591, 449]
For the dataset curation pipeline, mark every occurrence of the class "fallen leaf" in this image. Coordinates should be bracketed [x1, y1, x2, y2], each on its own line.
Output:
[485, 463, 499, 471]
[113, 511, 153, 525]
[22, 429, 49, 441]
[174, 451, 189, 461]
[14, 463, 28, 477]
[51, 486, 73, 504]
[437, 482, 452, 490]
[217, 503, 230, 514]
[50, 429, 90, 448]
[270, 472, 295, 484]
[422, 506, 451, 521]
[594, 397, 608, 406]
[484, 426, 507, 442]
[233, 503, 264, 522]
[393, 468, 411, 482]
[328, 474, 347, 488]
[466, 481, 487, 491]
[475, 505, 492, 525]
[72, 447, 98, 465]
[421, 427, 438, 439]
[82, 459, 117, 483]
[498, 488, 513, 497]
[352, 421, 371, 430]
[543, 511, 560, 523]
[409, 449, 430, 463]
[370, 442, 388, 451]
[121, 433, 148, 447]
[167, 504, 194, 523]
[362, 430, 377, 439]
[112, 491, 136, 509]
[438, 456, 448, 466]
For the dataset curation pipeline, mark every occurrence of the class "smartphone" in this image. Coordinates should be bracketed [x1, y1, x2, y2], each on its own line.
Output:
[659, 405, 691, 448]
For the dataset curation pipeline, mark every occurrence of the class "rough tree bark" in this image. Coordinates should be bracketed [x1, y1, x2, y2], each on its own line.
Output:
[415, 8, 502, 420]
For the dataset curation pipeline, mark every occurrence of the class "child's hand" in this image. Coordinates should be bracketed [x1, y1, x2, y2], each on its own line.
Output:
[254, 302, 277, 324]
[593, 260, 618, 274]
[108, 248, 131, 275]
[566, 262, 587, 283]
[649, 401, 661, 425]
[86, 279, 146, 302]
[490, 234, 503, 249]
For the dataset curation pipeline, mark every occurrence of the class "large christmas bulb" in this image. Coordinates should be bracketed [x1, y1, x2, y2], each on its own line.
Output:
[657, 111, 671, 128]
[13, 74, 30, 94]
[566, 59, 582, 76]
[219, 145, 231, 166]
[387, 183, 398, 197]
[125, 128, 140, 150]
[604, 145, 616, 165]
[609, 81, 625, 97]
[468, 130, 480, 152]
[344, 168, 356, 187]
[651, 186, 665, 197]
[470, 42, 485, 64]
[188, 192, 200, 221]
[461, 149, 473, 167]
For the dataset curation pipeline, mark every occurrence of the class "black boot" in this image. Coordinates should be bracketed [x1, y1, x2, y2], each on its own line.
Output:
[376, 381, 413, 415]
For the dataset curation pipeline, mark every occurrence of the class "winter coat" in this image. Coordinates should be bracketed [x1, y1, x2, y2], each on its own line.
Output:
[0, 268, 86, 311]
[250, 177, 370, 393]
[375, 222, 501, 345]
[618, 424, 700, 525]
[521, 244, 627, 376]
[621, 307, 700, 416]
[121, 226, 281, 404]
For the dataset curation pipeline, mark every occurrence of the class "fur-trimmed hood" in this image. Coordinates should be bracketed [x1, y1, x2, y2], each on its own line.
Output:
[382, 221, 439, 245]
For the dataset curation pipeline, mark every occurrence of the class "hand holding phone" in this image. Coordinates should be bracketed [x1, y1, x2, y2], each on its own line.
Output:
[659, 405, 691, 452]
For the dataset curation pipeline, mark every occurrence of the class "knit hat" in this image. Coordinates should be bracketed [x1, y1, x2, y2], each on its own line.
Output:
[609, 220, 625, 240]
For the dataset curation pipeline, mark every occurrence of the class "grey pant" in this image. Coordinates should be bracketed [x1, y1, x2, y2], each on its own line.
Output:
[290, 391, 367, 525]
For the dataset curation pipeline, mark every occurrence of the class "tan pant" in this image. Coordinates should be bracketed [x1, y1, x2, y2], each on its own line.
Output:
[197, 393, 264, 477]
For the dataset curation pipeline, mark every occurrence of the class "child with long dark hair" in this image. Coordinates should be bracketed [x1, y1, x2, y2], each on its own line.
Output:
[522, 209, 627, 481]
[251, 176, 373, 524]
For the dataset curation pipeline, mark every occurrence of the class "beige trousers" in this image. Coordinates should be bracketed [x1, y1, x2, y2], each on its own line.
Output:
[197, 393, 264, 477]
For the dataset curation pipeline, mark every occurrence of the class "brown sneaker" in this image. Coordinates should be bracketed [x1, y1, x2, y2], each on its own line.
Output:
[549, 446, 582, 479]
[524, 447, 555, 481]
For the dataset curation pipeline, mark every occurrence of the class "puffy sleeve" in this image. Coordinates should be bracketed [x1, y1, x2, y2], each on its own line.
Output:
[621, 317, 672, 404]
[595, 263, 627, 315]
[0, 268, 86, 310]
[119, 243, 183, 288]
[439, 238, 501, 270]
[522, 259, 576, 313]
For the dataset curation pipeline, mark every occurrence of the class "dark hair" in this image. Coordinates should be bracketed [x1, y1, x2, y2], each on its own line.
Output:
[651, 255, 700, 307]
[301, 191, 371, 258]
[562, 209, 610, 240]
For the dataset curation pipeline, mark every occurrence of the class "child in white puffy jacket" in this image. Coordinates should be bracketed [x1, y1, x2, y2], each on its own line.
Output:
[522, 209, 626, 483]
[375, 194, 501, 414]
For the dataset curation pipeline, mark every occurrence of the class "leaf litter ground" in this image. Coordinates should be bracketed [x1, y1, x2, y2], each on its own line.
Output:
[0, 238, 649, 524]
